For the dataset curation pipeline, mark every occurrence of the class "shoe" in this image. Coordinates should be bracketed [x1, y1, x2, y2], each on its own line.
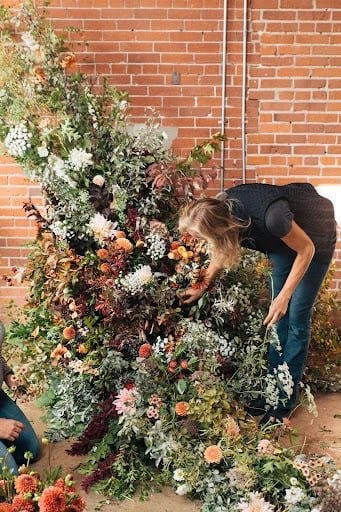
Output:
[245, 397, 266, 416]
[259, 407, 291, 427]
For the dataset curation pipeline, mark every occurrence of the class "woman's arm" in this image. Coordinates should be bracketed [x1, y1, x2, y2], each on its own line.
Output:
[263, 220, 315, 326]
[179, 259, 224, 304]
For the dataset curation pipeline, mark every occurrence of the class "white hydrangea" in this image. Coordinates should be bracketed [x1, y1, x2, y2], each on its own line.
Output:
[88, 213, 116, 242]
[21, 31, 40, 50]
[37, 146, 49, 158]
[68, 148, 93, 170]
[120, 265, 153, 295]
[176, 483, 191, 496]
[4, 124, 32, 157]
[284, 486, 306, 505]
[328, 469, 341, 490]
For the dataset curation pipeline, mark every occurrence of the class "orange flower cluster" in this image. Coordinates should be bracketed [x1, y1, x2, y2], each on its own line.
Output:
[204, 445, 223, 464]
[168, 241, 193, 262]
[175, 401, 190, 416]
[51, 344, 68, 359]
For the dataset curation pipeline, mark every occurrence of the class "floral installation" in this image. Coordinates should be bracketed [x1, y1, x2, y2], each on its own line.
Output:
[0, 444, 86, 512]
[0, 3, 339, 512]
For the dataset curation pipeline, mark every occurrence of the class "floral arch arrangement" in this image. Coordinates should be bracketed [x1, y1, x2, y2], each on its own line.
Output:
[0, 3, 340, 511]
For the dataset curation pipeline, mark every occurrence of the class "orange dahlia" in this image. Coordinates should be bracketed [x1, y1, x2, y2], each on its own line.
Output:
[68, 494, 86, 512]
[175, 401, 190, 416]
[14, 473, 39, 494]
[59, 52, 77, 71]
[63, 327, 76, 340]
[138, 343, 153, 358]
[39, 486, 66, 512]
[11, 494, 35, 512]
[0, 504, 12, 512]
[204, 445, 223, 464]
[114, 238, 133, 252]
[97, 248, 109, 260]
[33, 66, 46, 83]
[115, 231, 126, 238]
[100, 262, 111, 274]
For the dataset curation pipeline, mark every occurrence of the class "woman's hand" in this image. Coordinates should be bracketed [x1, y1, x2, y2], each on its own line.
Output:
[0, 418, 25, 441]
[263, 292, 290, 326]
[179, 287, 205, 304]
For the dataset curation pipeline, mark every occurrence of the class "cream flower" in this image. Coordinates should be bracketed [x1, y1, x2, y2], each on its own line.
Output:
[88, 213, 116, 242]
[236, 492, 275, 512]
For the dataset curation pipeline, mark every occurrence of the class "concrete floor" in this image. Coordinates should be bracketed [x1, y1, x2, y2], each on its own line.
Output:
[22, 393, 341, 512]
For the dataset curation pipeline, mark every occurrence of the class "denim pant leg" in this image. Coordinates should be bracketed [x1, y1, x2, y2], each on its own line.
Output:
[268, 253, 330, 410]
[0, 390, 40, 468]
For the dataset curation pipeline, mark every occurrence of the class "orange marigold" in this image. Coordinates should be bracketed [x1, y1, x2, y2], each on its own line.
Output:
[138, 343, 153, 358]
[100, 263, 111, 274]
[96, 248, 109, 260]
[175, 401, 190, 416]
[204, 445, 223, 464]
[114, 238, 133, 252]
[39, 486, 66, 512]
[63, 327, 76, 340]
[14, 473, 39, 494]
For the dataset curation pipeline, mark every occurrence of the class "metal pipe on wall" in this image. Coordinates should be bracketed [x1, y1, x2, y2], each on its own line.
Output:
[220, 0, 228, 192]
[241, 0, 248, 184]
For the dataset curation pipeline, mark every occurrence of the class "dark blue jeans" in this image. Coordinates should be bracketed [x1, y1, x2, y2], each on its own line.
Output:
[268, 253, 330, 410]
[0, 390, 40, 474]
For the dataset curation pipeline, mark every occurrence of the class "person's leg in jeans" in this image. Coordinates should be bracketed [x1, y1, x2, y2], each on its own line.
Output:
[0, 389, 40, 471]
[267, 252, 330, 415]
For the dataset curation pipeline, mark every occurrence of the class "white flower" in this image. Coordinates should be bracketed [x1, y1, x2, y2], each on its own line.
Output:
[4, 124, 32, 157]
[120, 265, 153, 295]
[284, 486, 306, 505]
[134, 265, 153, 285]
[236, 492, 275, 512]
[92, 175, 105, 187]
[88, 213, 116, 242]
[175, 483, 191, 495]
[328, 469, 341, 490]
[37, 146, 49, 158]
[21, 31, 39, 50]
[289, 477, 298, 486]
[69, 148, 93, 170]
[173, 468, 185, 482]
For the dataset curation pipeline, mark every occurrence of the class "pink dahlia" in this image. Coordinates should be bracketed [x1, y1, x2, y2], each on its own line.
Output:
[113, 387, 138, 415]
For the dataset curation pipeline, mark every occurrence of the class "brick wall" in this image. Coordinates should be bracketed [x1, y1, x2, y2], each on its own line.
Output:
[0, 0, 340, 321]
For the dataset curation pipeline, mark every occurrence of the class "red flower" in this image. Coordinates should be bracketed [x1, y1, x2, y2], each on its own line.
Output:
[138, 343, 153, 358]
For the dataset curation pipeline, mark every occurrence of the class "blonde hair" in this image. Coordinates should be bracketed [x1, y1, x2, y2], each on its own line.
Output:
[178, 197, 248, 269]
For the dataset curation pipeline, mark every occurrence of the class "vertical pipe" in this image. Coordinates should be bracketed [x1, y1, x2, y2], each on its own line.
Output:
[220, 0, 228, 192]
[241, 0, 248, 183]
